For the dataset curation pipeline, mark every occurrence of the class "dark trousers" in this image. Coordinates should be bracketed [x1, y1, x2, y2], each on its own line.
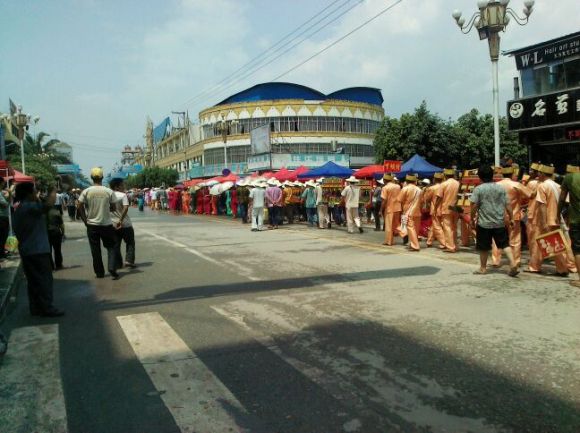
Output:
[238, 203, 248, 223]
[306, 207, 317, 226]
[284, 205, 295, 224]
[48, 230, 63, 269]
[67, 206, 76, 221]
[114, 226, 136, 267]
[21, 253, 54, 314]
[269, 206, 280, 226]
[86, 224, 117, 276]
[373, 203, 382, 230]
[0, 217, 9, 256]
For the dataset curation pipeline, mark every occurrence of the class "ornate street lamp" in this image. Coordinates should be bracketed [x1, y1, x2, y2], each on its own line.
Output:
[452, 0, 534, 166]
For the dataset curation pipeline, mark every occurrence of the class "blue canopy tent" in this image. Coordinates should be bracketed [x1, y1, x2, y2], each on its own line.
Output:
[298, 161, 354, 179]
[395, 154, 442, 178]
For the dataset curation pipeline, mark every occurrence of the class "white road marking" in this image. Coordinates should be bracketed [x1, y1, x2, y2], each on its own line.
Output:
[0, 324, 68, 433]
[117, 312, 250, 433]
[139, 229, 262, 281]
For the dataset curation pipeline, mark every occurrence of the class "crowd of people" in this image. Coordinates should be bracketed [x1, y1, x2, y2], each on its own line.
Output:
[10, 167, 136, 317]
[133, 162, 580, 285]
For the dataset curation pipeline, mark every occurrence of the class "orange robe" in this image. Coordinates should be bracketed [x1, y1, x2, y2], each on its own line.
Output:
[381, 182, 401, 246]
[426, 184, 445, 247]
[437, 178, 460, 252]
[399, 184, 423, 251]
[533, 179, 569, 273]
[492, 179, 531, 267]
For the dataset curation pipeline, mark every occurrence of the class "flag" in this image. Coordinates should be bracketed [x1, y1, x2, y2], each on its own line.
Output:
[9, 99, 17, 115]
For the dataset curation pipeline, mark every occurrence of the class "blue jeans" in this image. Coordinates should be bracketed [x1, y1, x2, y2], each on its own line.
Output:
[269, 206, 281, 226]
[238, 203, 248, 223]
[306, 207, 317, 226]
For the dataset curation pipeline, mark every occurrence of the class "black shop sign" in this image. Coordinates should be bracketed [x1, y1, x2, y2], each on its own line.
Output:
[507, 88, 580, 131]
[515, 34, 580, 69]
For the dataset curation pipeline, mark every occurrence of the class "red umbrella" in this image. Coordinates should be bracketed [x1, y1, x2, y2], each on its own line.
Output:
[273, 168, 292, 181]
[354, 164, 385, 179]
[219, 173, 239, 183]
[285, 165, 308, 181]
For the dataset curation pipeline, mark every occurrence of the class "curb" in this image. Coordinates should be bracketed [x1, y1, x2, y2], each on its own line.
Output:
[0, 257, 22, 323]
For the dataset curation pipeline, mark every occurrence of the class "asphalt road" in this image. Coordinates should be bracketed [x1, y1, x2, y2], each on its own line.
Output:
[1, 209, 579, 433]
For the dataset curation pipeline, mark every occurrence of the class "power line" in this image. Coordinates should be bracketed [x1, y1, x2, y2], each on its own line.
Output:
[180, 0, 348, 108]
[184, 0, 365, 111]
[271, 0, 405, 82]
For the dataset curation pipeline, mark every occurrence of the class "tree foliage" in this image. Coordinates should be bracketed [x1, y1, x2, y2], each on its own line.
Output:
[374, 102, 526, 169]
[125, 167, 179, 189]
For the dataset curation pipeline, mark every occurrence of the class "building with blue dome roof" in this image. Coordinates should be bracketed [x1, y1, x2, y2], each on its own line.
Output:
[149, 82, 384, 178]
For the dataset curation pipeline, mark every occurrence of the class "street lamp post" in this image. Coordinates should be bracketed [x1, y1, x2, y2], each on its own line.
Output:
[452, 0, 534, 167]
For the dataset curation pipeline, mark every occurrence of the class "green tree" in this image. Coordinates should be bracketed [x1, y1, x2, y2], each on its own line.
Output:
[7, 153, 58, 190]
[125, 167, 179, 189]
[374, 103, 527, 169]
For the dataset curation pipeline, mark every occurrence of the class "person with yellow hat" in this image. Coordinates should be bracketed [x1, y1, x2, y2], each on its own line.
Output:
[425, 173, 446, 248]
[380, 173, 401, 245]
[435, 168, 460, 252]
[524, 163, 541, 269]
[491, 166, 531, 268]
[398, 174, 423, 251]
[530, 165, 575, 275]
[77, 167, 121, 280]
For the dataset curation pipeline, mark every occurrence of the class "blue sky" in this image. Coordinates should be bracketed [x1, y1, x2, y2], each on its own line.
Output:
[0, 0, 577, 175]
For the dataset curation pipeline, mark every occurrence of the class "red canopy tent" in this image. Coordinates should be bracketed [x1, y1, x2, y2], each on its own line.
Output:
[354, 164, 385, 179]
[284, 165, 309, 181]
[273, 168, 292, 181]
[8, 169, 34, 183]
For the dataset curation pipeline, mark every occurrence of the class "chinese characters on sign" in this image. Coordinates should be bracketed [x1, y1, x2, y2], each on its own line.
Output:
[383, 160, 402, 173]
[507, 88, 580, 131]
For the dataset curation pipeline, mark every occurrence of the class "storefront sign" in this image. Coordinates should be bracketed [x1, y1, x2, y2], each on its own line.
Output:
[536, 229, 568, 260]
[53, 164, 80, 174]
[383, 160, 402, 172]
[507, 88, 580, 131]
[514, 34, 580, 69]
[247, 153, 350, 171]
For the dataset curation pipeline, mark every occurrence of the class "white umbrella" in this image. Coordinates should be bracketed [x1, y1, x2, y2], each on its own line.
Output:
[221, 181, 234, 192]
[209, 184, 222, 195]
[205, 180, 219, 187]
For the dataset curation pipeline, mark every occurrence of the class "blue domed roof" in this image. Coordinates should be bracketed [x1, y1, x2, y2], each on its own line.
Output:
[215, 82, 383, 107]
[217, 82, 326, 105]
[326, 87, 384, 106]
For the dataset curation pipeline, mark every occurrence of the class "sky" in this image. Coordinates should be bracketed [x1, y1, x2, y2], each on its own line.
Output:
[0, 0, 578, 175]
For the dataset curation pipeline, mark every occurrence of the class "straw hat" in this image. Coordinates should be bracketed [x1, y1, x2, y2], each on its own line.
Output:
[501, 166, 514, 175]
[530, 162, 540, 171]
[433, 172, 444, 180]
[345, 175, 360, 183]
[566, 165, 580, 174]
[383, 174, 393, 181]
[538, 164, 555, 175]
[443, 168, 455, 176]
[405, 174, 418, 183]
[305, 180, 316, 187]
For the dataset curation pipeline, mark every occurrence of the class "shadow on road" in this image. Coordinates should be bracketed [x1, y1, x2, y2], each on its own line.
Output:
[98, 266, 440, 311]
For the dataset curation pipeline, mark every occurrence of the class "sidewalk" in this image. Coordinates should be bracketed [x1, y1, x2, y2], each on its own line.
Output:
[0, 256, 22, 322]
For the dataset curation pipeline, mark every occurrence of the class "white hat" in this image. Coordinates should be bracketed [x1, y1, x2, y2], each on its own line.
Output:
[421, 178, 431, 185]
[316, 177, 325, 184]
[377, 179, 384, 185]
[305, 180, 316, 187]
[345, 175, 360, 183]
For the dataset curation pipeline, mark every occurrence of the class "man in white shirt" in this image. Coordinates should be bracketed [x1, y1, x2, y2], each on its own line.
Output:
[249, 181, 266, 231]
[315, 178, 330, 229]
[110, 178, 136, 269]
[341, 176, 364, 234]
[77, 167, 120, 279]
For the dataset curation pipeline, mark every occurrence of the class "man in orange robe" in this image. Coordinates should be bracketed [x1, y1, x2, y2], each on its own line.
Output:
[426, 172, 445, 248]
[398, 174, 423, 251]
[380, 174, 401, 246]
[435, 168, 460, 253]
[491, 166, 531, 268]
[532, 165, 571, 275]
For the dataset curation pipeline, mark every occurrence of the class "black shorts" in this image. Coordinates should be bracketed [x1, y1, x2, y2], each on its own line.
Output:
[476, 225, 509, 251]
[569, 223, 580, 255]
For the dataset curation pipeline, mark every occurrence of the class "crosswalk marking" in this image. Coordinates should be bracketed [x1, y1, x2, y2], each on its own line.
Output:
[117, 312, 251, 433]
[0, 324, 68, 433]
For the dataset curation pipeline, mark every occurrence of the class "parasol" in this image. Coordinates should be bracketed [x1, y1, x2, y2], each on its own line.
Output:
[209, 184, 222, 195]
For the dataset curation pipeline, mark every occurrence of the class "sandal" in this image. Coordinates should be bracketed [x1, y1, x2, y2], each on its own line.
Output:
[473, 269, 487, 275]
[508, 267, 520, 278]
